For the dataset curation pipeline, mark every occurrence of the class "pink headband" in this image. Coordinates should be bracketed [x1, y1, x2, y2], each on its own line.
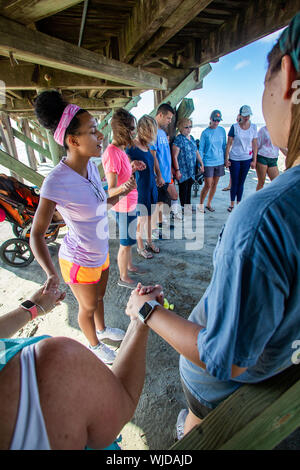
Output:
[53, 104, 81, 146]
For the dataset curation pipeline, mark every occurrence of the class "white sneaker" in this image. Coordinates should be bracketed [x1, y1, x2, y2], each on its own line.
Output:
[171, 209, 183, 220]
[89, 342, 116, 364]
[96, 326, 125, 346]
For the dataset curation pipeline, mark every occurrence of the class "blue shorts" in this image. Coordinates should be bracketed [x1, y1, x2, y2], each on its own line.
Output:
[113, 210, 137, 246]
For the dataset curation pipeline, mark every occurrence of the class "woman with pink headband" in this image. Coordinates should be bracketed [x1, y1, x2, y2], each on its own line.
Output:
[30, 91, 136, 364]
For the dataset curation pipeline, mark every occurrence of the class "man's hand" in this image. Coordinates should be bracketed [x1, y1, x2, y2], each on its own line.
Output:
[156, 175, 165, 188]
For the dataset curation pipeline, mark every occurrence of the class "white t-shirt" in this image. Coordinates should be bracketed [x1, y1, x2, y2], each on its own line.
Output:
[258, 126, 279, 159]
[229, 123, 258, 161]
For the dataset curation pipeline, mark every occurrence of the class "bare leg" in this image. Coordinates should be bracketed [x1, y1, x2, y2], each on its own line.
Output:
[184, 408, 203, 436]
[256, 162, 268, 191]
[207, 176, 220, 208]
[69, 283, 100, 347]
[94, 267, 109, 332]
[118, 245, 134, 284]
[267, 165, 279, 181]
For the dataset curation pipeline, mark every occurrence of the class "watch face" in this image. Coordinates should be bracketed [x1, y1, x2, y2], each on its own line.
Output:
[140, 302, 153, 318]
[21, 300, 35, 309]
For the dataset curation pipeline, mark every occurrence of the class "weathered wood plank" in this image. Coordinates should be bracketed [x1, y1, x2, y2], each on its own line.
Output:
[0, 0, 83, 25]
[0, 148, 44, 186]
[118, 0, 182, 63]
[0, 112, 20, 180]
[171, 365, 300, 450]
[199, 0, 299, 66]
[133, 0, 214, 66]
[20, 119, 37, 170]
[0, 62, 138, 91]
[0, 15, 167, 90]
[220, 380, 300, 450]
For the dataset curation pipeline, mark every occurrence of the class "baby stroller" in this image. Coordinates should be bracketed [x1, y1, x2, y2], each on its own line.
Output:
[0, 174, 65, 267]
[192, 171, 205, 198]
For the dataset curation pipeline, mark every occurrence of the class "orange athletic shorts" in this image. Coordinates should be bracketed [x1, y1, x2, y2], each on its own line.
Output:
[59, 253, 110, 284]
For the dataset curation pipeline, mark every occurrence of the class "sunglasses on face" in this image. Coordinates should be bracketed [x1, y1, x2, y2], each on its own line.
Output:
[212, 119, 221, 122]
[129, 126, 136, 131]
[184, 126, 192, 129]
[88, 178, 105, 202]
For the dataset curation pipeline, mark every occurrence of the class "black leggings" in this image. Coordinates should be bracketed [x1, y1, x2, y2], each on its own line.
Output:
[178, 178, 194, 206]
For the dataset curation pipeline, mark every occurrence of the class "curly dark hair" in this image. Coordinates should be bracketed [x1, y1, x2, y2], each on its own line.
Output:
[34, 90, 87, 149]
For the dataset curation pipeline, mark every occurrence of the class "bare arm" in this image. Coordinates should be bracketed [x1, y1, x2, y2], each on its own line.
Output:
[225, 136, 234, 166]
[126, 285, 247, 379]
[30, 197, 60, 292]
[251, 138, 258, 168]
[196, 150, 204, 171]
[105, 172, 136, 208]
[0, 287, 65, 338]
[171, 145, 182, 180]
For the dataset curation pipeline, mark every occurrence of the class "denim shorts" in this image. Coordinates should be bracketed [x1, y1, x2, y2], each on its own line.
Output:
[204, 164, 225, 178]
[113, 210, 137, 246]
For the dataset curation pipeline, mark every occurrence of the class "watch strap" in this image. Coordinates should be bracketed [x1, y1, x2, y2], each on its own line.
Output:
[20, 302, 38, 320]
[138, 300, 160, 324]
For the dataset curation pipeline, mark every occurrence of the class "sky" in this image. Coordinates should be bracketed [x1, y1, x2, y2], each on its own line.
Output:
[131, 27, 286, 126]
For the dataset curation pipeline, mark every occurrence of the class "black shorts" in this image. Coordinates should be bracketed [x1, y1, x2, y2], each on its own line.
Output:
[181, 377, 213, 419]
[157, 183, 171, 205]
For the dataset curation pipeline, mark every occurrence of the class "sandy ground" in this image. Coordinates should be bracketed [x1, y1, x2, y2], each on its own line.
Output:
[0, 161, 299, 450]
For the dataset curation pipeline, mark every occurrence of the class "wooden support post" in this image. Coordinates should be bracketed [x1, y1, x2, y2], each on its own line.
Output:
[0, 112, 22, 181]
[149, 64, 212, 118]
[12, 127, 52, 161]
[35, 136, 46, 163]
[21, 119, 37, 170]
[0, 148, 44, 187]
[46, 130, 63, 166]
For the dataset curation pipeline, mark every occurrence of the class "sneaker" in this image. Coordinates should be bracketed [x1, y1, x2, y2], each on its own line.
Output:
[96, 326, 125, 346]
[176, 408, 188, 441]
[152, 228, 163, 240]
[171, 207, 183, 220]
[89, 342, 116, 365]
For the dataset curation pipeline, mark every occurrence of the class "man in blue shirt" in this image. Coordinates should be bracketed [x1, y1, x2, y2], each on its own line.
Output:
[150, 104, 182, 239]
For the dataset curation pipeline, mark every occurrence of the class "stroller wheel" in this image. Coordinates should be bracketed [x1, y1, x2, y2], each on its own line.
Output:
[12, 223, 26, 238]
[0, 238, 34, 267]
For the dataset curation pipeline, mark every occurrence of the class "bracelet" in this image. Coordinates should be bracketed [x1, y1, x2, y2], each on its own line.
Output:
[35, 303, 46, 314]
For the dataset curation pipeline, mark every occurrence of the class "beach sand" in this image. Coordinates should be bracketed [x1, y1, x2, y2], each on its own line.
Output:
[1, 152, 298, 450]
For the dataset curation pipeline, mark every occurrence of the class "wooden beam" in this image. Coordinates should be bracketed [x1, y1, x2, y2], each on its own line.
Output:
[0, 148, 44, 186]
[149, 64, 212, 117]
[132, 0, 214, 66]
[0, 112, 20, 180]
[12, 127, 51, 160]
[199, 0, 299, 66]
[0, 95, 137, 113]
[0, 15, 167, 90]
[0, 62, 139, 91]
[118, 0, 182, 63]
[0, 1, 83, 25]
[20, 119, 37, 170]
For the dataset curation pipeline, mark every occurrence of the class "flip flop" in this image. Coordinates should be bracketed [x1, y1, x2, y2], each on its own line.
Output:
[227, 206, 234, 213]
[117, 279, 136, 289]
[197, 205, 206, 213]
[205, 206, 215, 212]
[222, 187, 231, 191]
